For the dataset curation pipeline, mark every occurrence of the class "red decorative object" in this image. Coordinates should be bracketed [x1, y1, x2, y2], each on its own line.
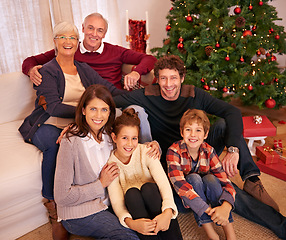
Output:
[201, 78, 205, 83]
[275, 35, 280, 40]
[215, 42, 220, 48]
[269, 28, 274, 33]
[186, 15, 193, 22]
[242, 115, 276, 138]
[129, 19, 147, 53]
[278, 120, 286, 124]
[266, 52, 271, 58]
[243, 30, 252, 37]
[265, 98, 276, 108]
[170, 7, 174, 11]
[260, 82, 265, 86]
[166, 25, 171, 31]
[256, 50, 261, 56]
[223, 87, 228, 92]
[256, 146, 279, 164]
[256, 158, 286, 181]
[239, 57, 244, 62]
[248, 85, 253, 91]
[274, 78, 279, 82]
[271, 55, 277, 61]
[252, 25, 257, 31]
[203, 85, 210, 90]
[177, 42, 184, 49]
[225, 55, 230, 61]
[179, 37, 184, 42]
[258, 1, 263, 6]
[234, 6, 241, 15]
[248, 4, 253, 10]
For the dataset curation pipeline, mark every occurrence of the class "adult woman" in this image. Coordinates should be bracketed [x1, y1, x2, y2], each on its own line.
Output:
[18, 21, 125, 239]
[54, 84, 139, 239]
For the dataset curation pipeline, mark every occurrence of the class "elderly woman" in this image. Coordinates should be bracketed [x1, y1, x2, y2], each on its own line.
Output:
[19, 22, 125, 240]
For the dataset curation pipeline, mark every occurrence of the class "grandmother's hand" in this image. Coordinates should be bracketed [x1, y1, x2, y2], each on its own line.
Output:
[28, 65, 43, 86]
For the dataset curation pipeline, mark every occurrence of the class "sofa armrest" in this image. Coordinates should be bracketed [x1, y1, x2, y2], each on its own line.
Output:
[121, 64, 156, 89]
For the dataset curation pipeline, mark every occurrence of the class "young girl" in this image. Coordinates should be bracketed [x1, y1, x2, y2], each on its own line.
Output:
[108, 108, 183, 240]
[54, 85, 139, 239]
[167, 109, 236, 240]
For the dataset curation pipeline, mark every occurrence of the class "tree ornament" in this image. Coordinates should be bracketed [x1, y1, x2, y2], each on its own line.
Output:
[205, 46, 213, 56]
[235, 17, 246, 28]
[274, 78, 279, 82]
[186, 15, 193, 22]
[240, 57, 244, 62]
[248, 85, 253, 91]
[234, 6, 241, 15]
[260, 82, 265, 86]
[179, 37, 184, 42]
[201, 78, 205, 83]
[223, 87, 228, 92]
[271, 55, 277, 61]
[249, 4, 253, 10]
[231, 43, 236, 49]
[265, 98, 276, 108]
[256, 50, 261, 56]
[275, 34, 280, 40]
[177, 42, 184, 49]
[215, 42, 220, 48]
[225, 55, 230, 61]
[243, 30, 252, 37]
[203, 85, 210, 91]
[266, 52, 271, 58]
[258, 1, 263, 6]
[252, 25, 257, 31]
[169, 7, 174, 11]
[269, 28, 274, 34]
[259, 48, 266, 55]
[166, 25, 171, 31]
[164, 38, 171, 45]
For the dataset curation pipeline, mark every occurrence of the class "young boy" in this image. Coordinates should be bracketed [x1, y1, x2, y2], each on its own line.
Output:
[167, 109, 236, 240]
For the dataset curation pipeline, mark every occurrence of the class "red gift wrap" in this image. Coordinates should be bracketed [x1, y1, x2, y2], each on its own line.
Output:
[242, 115, 276, 138]
[256, 158, 286, 181]
[256, 146, 279, 164]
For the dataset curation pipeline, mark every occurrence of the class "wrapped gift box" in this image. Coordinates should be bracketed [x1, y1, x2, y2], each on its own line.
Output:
[256, 146, 279, 164]
[272, 121, 286, 135]
[242, 115, 276, 137]
[256, 158, 286, 181]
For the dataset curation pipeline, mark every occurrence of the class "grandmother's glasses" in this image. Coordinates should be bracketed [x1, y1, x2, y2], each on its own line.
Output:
[54, 36, 78, 41]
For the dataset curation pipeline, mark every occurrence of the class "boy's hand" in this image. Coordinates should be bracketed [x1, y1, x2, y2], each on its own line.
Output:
[153, 208, 172, 233]
[209, 202, 232, 226]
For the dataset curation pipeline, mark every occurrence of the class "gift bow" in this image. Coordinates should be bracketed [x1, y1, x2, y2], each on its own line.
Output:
[263, 147, 276, 164]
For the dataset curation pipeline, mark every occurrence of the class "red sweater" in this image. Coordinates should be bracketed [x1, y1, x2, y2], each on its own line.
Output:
[22, 42, 157, 89]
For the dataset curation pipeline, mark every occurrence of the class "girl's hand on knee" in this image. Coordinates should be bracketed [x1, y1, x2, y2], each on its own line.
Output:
[153, 209, 172, 233]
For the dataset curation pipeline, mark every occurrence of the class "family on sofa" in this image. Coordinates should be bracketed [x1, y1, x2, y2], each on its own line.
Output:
[19, 12, 286, 240]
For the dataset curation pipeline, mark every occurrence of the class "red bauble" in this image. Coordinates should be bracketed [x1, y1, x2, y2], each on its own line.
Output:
[248, 4, 253, 10]
[203, 85, 210, 91]
[215, 42, 220, 48]
[166, 25, 171, 31]
[274, 78, 279, 82]
[269, 28, 274, 34]
[243, 30, 252, 37]
[256, 50, 261, 56]
[260, 82, 265, 86]
[248, 85, 253, 91]
[266, 52, 271, 58]
[223, 87, 228, 92]
[240, 57, 245, 62]
[234, 7, 241, 15]
[271, 56, 277, 61]
[252, 25, 257, 31]
[179, 37, 184, 42]
[265, 98, 276, 108]
[201, 78, 205, 83]
[170, 7, 174, 11]
[186, 15, 193, 22]
[275, 35, 280, 40]
[177, 43, 184, 49]
[258, 1, 263, 6]
[225, 56, 230, 61]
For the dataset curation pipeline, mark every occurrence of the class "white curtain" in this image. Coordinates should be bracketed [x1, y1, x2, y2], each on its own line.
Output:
[0, 0, 121, 75]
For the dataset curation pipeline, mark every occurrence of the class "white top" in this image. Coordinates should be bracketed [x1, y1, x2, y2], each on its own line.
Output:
[80, 41, 104, 54]
[81, 132, 114, 205]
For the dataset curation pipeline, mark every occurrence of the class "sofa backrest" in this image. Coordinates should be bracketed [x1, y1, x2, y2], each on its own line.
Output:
[0, 72, 35, 125]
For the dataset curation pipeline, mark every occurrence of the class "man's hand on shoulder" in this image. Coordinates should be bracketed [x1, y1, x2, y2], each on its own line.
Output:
[28, 65, 43, 86]
[124, 71, 140, 91]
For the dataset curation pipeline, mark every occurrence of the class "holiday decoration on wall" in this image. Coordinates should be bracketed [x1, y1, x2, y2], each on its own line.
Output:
[152, 0, 286, 108]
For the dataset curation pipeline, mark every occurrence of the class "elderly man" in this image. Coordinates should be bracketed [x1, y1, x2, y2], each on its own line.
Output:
[22, 13, 156, 91]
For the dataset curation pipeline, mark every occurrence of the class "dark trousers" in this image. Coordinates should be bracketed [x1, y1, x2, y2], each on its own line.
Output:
[125, 182, 183, 240]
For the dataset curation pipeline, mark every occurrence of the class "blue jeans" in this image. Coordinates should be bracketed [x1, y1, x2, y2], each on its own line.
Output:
[125, 105, 152, 143]
[32, 124, 62, 200]
[62, 209, 139, 240]
[186, 173, 233, 226]
[205, 118, 260, 181]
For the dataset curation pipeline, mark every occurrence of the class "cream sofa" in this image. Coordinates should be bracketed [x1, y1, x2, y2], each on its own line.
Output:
[0, 67, 155, 240]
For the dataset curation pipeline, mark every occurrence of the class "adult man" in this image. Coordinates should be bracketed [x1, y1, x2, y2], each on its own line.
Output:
[22, 13, 156, 91]
[113, 55, 286, 239]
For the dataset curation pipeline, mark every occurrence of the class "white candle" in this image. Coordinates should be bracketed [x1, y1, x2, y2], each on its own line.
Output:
[126, 10, 129, 37]
[145, 11, 149, 35]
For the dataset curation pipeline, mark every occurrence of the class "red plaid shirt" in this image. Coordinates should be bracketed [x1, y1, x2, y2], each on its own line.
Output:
[167, 140, 236, 209]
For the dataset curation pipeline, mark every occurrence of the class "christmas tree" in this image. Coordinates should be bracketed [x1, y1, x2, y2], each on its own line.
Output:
[152, 0, 286, 109]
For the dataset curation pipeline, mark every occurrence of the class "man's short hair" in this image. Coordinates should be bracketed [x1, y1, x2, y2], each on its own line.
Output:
[180, 109, 210, 135]
[83, 13, 108, 32]
[154, 55, 186, 79]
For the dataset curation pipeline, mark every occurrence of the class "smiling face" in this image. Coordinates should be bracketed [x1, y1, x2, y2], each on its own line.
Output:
[82, 97, 110, 137]
[181, 121, 208, 155]
[111, 125, 139, 164]
[82, 15, 107, 51]
[54, 30, 79, 57]
[157, 68, 184, 101]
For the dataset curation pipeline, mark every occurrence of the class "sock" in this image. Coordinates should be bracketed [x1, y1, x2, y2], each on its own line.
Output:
[248, 176, 260, 183]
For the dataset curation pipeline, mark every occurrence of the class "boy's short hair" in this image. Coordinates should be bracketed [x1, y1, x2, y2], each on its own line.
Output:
[180, 109, 210, 134]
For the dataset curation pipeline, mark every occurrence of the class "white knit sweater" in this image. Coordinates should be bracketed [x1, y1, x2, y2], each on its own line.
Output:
[108, 144, 178, 228]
